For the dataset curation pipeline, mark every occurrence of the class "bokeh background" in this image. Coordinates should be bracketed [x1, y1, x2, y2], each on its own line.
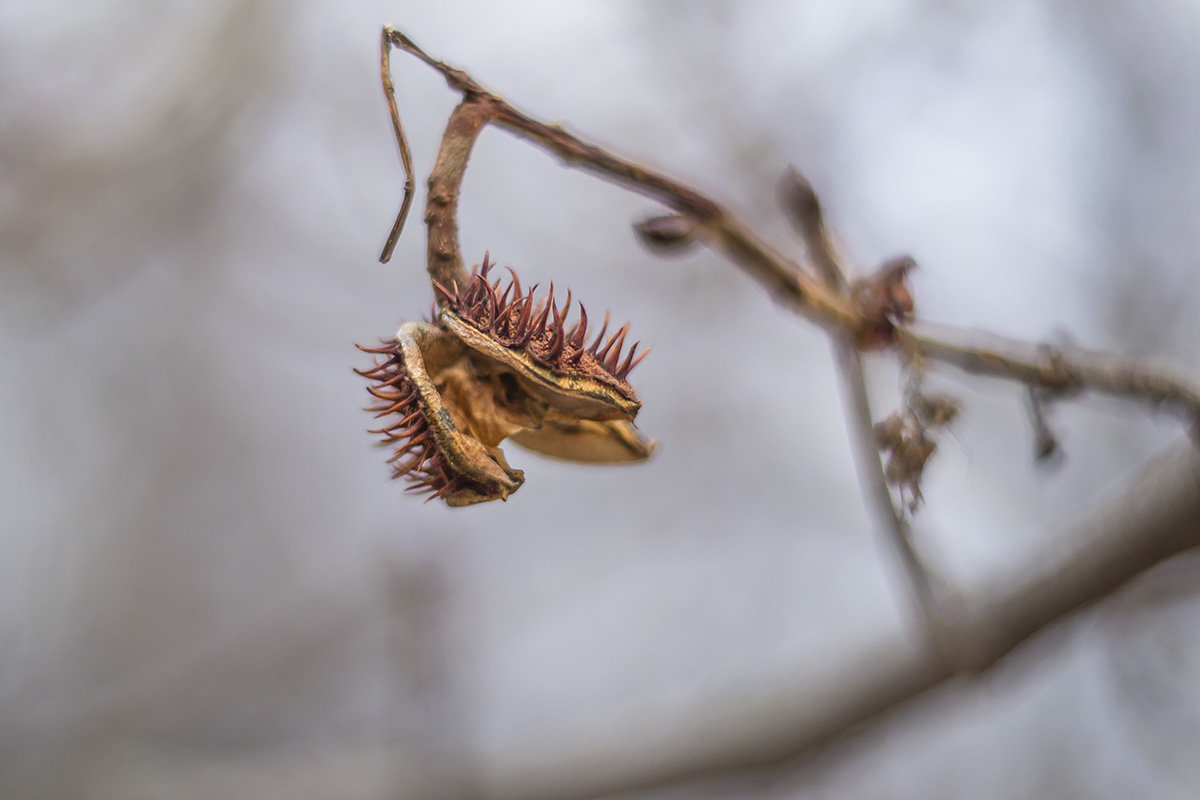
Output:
[4, 1, 1200, 798]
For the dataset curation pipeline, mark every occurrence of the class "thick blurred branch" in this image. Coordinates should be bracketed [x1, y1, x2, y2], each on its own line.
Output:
[481, 442, 1200, 800]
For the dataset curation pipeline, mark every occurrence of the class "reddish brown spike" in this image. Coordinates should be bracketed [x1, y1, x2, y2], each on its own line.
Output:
[374, 371, 410, 387]
[389, 448, 417, 469]
[532, 283, 556, 333]
[465, 299, 485, 325]
[496, 298, 514, 338]
[497, 280, 515, 313]
[470, 271, 490, 306]
[616, 342, 648, 379]
[596, 322, 629, 362]
[603, 346, 620, 373]
[393, 408, 423, 427]
[394, 441, 435, 472]
[369, 402, 406, 418]
[369, 400, 408, 419]
[559, 290, 573, 329]
[547, 314, 566, 362]
[367, 423, 398, 438]
[485, 282, 502, 331]
[479, 252, 494, 279]
[490, 278, 504, 316]
[568, 303, 589, 348]
[366, 385, 406, 401]
[588, 312, 611, 354]
[550, 298, 565, 332]
[432, 280, 457, 304]
[513, 294, 534, 337]
[461, 271, 478, 303]
[381, 420, 424, 441]
[604, 326, 631, 372]
[505, 266, 521, 302]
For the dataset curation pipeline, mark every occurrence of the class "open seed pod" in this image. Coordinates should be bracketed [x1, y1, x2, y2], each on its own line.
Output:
[357, 257, 654, 506]
[357, 322, 530, 506]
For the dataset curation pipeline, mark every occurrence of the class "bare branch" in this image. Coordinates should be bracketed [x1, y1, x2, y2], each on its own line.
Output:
[832, 340, 956, 648]
[479, 442, 1200, 800]
[902, 322, 1200, 435]
[423, 99, 492, 304]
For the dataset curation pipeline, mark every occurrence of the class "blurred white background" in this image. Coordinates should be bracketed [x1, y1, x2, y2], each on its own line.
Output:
[3, 1, 1200, 798]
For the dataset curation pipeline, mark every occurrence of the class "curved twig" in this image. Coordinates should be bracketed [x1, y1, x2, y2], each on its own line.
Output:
[423, 98, 493, 303]
[379, 28, 416, 263]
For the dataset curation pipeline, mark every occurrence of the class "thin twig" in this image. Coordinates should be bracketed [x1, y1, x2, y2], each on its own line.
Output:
[379, 28, 416, 263]
[1025, 385, 1061, 461]
[835, 344, 954, 641]
[423, 99, 492, 303]
[780, 168, 950, 649]
[902, 322, 1200, 436]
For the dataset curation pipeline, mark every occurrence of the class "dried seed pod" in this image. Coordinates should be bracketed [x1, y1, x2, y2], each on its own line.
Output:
[911, 392, 961, 428]
[358, 256, 655, 505]
[436, 256, 649, 422]
[852, 255, 916, 349]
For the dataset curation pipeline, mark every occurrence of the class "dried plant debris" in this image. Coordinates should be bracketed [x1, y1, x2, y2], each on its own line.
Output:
[357, 256, 654, 506]
[852, 255, 916, 349]
[874, 392, 960, 512]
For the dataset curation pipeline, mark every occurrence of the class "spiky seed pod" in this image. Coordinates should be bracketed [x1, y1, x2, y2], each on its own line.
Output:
[355, 323, 525, 506]
[358, 256, 655, 506]
[436, 255, 651, 422]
